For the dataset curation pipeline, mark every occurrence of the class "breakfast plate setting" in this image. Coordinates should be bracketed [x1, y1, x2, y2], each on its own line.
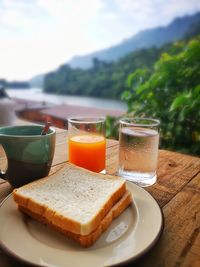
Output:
[0, 180, 163, 267]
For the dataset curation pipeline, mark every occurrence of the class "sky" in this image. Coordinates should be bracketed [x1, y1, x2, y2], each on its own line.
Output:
[0, 0, 200, 81]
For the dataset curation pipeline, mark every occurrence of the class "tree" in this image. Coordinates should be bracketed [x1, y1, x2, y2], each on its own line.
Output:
[122, 37, 200, 154]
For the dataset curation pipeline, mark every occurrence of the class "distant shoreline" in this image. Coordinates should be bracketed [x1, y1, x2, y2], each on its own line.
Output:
[6, 88, 127, 111]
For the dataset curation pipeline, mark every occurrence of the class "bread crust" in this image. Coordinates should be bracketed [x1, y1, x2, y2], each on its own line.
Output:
[13, 163, 126, 235]
[18, 190, 132, 247]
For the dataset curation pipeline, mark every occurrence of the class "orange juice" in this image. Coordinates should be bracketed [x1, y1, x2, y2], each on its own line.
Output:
[68, 134, 106, 172]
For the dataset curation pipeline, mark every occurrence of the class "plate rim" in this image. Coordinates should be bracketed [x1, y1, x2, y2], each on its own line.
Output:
[0, 184, 164, 267]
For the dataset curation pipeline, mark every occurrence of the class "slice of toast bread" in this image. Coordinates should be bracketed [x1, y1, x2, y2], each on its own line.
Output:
[13, 163, 127, 236]
[18, 190, 132, 247]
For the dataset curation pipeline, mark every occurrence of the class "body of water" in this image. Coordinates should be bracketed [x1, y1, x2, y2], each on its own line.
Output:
[6, 88, 127, 111]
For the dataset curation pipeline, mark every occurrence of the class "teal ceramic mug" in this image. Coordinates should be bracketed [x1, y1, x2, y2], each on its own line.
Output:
[0, 125, 56, 188]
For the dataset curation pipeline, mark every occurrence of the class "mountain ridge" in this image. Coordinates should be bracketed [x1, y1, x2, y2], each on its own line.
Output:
[68, 12, 200, 69]
[30, 12, 200, 87]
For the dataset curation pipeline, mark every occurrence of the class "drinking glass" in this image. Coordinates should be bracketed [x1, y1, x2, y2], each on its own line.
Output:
[68, 117, 106, 173]
[118, 118, 160, 187]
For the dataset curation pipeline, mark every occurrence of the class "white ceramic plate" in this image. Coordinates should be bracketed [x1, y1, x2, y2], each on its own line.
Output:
[0, 182, 163, 267]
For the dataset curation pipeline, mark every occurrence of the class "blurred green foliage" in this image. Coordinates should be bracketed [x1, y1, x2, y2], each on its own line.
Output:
[121, 36, 200, 155]
[43, 47, 166, 98]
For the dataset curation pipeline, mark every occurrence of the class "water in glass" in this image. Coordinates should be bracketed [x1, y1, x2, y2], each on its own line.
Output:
[118, 126, 159, 187]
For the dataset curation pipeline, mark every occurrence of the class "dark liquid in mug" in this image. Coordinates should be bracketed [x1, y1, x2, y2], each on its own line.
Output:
[6, 159, 52, 188]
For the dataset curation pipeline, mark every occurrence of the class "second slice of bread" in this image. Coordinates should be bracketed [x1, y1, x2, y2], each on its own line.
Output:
[18, 190, 132, 247]
[13, 163, 126, 236]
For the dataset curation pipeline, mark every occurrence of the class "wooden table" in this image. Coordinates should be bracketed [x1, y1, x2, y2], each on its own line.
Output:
[0, 122, 200, 267]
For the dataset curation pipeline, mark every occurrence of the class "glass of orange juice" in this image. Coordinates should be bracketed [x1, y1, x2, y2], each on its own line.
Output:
[68, 117, 106, 173]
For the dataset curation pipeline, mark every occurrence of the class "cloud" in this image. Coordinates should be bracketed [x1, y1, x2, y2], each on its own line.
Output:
[0, 0, 49, 35]
[0, 0, 200, 79]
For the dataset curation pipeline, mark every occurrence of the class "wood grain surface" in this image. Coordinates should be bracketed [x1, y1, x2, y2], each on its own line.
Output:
[0, 125, 199, 267]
